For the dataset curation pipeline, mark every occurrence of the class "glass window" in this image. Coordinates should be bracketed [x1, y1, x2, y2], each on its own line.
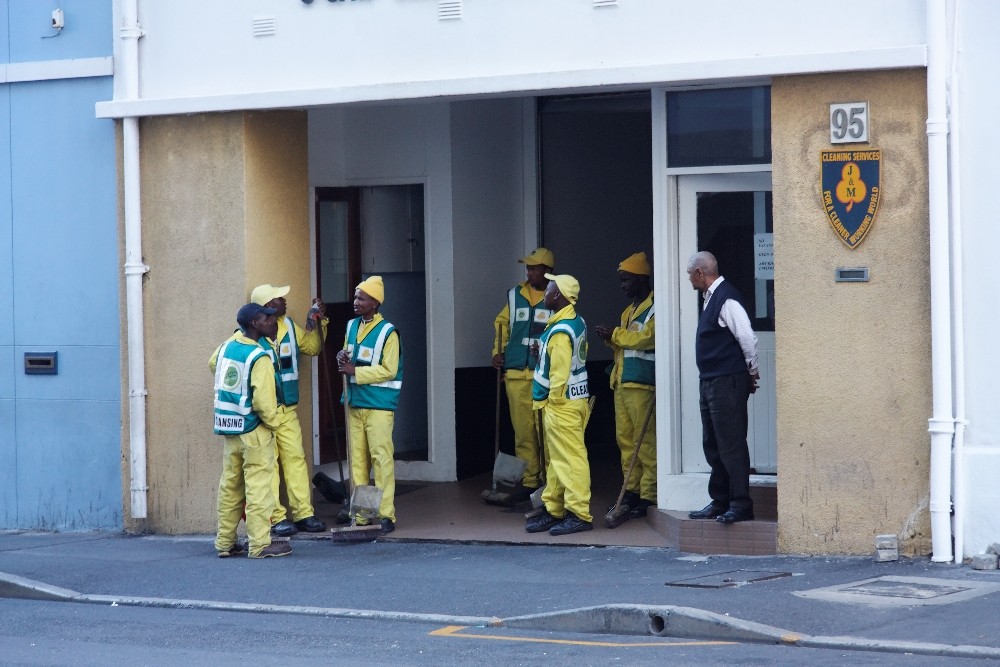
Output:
[667, 86, 771, 167]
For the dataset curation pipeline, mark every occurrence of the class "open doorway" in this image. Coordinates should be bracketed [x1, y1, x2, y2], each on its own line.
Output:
[314, 184, 428, 467]
[537, 91, 654, 502]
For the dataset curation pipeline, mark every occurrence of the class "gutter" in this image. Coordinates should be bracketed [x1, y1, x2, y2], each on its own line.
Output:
[926, 0, 955, 563]
[121, 0, 149, 519]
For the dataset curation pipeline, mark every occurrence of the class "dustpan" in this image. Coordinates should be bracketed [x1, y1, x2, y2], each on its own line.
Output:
[492, 452, 527, 487]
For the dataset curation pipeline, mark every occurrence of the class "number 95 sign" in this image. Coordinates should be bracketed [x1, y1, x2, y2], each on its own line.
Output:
[829, 102, 869, 144]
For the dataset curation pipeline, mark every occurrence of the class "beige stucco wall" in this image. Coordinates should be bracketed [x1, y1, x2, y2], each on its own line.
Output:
[121, 111, 311, 534]
[772, 69, 932, 555]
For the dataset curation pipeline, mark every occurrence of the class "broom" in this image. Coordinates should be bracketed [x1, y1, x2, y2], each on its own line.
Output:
[605, 400, 655, 528]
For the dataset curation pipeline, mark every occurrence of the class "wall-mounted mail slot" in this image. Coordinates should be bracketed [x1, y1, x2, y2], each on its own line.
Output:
[835, 267, 869, 283]
[24, 352, 58, 375]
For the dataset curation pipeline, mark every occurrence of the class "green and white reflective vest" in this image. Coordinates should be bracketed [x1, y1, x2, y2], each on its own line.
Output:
[621, 303, 655, 386]
[273, 317, 301, 405]
[213, 339, 269, 435]
[533, 314, 590, 402]
[344, 318, 403, 411]
[504, 286, 554, 370]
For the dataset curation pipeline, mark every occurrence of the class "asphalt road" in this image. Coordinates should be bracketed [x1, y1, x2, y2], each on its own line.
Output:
[2, 597, 992, 666]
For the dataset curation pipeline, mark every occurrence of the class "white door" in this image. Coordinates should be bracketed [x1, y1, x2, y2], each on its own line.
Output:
[678, 173, 777, 474]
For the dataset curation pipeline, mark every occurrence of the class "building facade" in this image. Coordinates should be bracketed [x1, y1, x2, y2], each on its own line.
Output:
[49, 0, 996, 560]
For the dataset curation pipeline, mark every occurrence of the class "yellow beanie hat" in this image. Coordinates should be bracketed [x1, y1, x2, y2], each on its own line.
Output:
[356, 276, 385, 304]
[618, 251, 651, 276]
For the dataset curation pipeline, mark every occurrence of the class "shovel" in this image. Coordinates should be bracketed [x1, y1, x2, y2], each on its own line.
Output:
[482, 368, 528, 505]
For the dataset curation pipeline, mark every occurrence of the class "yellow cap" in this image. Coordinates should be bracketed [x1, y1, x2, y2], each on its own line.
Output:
[519, 247, 555, 268]
[618, 252, 651, 276]
[356, 276, 385, 304]
[250, 284, 290, 306]
[544, 273, 580, 304]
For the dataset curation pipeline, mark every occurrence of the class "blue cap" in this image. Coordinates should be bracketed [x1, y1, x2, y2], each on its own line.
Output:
[236, 302, 276, 329]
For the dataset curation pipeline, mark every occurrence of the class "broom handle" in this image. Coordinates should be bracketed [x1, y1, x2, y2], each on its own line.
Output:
[316, 320, 346, 486]
[494, 323, 502, 461]
[613, 399, 656, 510]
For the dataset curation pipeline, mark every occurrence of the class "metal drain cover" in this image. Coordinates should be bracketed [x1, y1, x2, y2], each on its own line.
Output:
[666, 570, 791, 589]
[795, 576, 1000, 606]
[844, 580, 970, 599]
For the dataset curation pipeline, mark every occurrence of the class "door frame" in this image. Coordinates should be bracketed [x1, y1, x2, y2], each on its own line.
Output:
[655, 171, 776, 511]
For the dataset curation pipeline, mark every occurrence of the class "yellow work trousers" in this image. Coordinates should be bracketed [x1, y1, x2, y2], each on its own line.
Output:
[216, 426, 277, 557]
[270, 405, 316, 524]
[614, 387, 657, 503]
[504, 375, 542, 487]
[348, 407, 396, 522]
[540, 399, 592, 523]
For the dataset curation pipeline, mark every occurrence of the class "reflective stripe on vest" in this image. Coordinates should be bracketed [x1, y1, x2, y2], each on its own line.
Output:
[214, 340, 267, 435]
[621, 303, 655, 386]
[533, 317, 589, 402]
[504, 286, 553, 370]
[345, 317, 403, 410]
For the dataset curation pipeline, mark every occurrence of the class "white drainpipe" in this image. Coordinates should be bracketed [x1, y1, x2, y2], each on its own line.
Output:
[947, 0, 966, 564]
[926, 0, 954, 563]
[121, 0, 149, 519]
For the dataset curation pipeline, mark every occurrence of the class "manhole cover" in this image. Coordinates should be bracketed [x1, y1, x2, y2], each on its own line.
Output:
[666, 570, 791, 589]
[795, 576, 1000, 607]
[844, 580, 971, 600]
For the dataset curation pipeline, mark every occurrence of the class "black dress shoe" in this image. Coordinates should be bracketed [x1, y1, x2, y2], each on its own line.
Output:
[525, 511, 561, 533]
[716, 507, 754, 524]
[688, 503, 726, 520]
[549, 513, 593, 536]
[294, 516, 327, 533]
[271, 519, 298, 537]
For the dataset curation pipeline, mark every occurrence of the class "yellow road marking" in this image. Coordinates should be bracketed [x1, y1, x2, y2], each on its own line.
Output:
[429, 625, 735, 648]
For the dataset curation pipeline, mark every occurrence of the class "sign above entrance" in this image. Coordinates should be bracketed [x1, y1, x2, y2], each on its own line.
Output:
[821, 150, 881, 249]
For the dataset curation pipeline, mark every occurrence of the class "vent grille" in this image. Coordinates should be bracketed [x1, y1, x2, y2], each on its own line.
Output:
[438, 0, 462, 20]
[594, 0, 619, 7]
[252, 16, 276, 37]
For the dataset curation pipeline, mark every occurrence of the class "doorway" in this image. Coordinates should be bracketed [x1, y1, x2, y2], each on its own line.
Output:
[314, 184, 428, 466]
[677, 173, 777, 475]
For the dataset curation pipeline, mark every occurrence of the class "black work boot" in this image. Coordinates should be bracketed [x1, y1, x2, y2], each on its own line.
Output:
[549, 512, 593, 536]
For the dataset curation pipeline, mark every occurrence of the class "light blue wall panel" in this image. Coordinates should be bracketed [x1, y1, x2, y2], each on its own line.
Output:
[0, 346, 13, 398]
[0, 85, 12, 349]
[0, 399, 15, 525]
[6, 0, 112, 63]
[10, 76, 118, 346]
[14, 344, 119, 401]
[15, 398, 122, 530]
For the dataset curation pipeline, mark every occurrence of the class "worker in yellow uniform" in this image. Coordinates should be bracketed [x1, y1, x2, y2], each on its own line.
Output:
[337, 276, 401, 534]
[596, 252, 656, 523]
[525, 273, 593, 536]
[491, 247, 555, 503]
[248, 284, 329, 537]
[210, 302, 291, 559]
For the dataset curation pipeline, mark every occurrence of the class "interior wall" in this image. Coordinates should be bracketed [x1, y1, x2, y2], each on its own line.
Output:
[308, 102, 457, 482]
[771, 69, 931, 555]
[540, 100, 654, 365]
[135, 111, 309, 533]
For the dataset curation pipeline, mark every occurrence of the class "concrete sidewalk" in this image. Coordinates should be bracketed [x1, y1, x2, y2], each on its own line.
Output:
[2, 532, 999, 660]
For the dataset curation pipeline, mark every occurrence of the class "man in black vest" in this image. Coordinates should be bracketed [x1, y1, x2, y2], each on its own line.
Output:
[685, 251, 760, 524]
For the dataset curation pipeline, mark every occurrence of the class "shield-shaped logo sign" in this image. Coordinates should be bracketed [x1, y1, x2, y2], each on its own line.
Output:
[821, 149, 881, 249]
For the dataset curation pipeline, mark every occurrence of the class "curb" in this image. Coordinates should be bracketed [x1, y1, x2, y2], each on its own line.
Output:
[4, 571, 999, 660]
